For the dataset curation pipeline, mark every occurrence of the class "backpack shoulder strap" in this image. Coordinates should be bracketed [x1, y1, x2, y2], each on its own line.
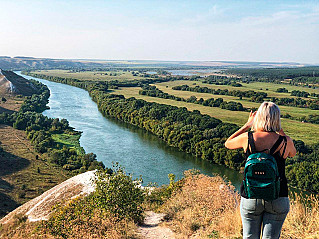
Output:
[269, 135, 285, 155]
[248, 132, 257, 154]
[281, 136, 288, 158]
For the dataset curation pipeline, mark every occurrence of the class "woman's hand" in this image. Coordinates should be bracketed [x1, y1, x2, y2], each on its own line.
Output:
[245, 111, 257, 128]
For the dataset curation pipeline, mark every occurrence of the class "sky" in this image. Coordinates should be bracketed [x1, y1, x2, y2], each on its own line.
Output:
[0, 0, 318, 64]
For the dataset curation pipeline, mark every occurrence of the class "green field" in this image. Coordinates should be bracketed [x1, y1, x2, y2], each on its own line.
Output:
[51, 133, 85, 155]
[155, 80, 319, 99]
[32, 69, 155, 82]
[240, 81, 319, 95]
[111, 86, 319, 145]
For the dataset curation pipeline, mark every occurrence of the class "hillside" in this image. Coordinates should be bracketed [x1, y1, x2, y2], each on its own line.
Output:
[0, 57, 105, 71]
[0, 125, 69, 218]
[0, 170, 95, 224]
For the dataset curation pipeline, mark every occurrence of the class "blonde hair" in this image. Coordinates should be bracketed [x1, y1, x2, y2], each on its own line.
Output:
[252, 102, 281, 132]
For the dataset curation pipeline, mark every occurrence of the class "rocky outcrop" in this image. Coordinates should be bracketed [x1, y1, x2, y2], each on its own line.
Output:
[0, 170, 96, 224]
[0, 70, 16, 94]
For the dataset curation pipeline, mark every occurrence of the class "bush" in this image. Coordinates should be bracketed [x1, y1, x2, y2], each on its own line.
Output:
[93, 164, 145, 223]
[41, 196, 136, 239]
[145, 173, 184, 210]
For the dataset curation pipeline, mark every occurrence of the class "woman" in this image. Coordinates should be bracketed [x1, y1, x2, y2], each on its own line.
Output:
[225, 102, 296, 239]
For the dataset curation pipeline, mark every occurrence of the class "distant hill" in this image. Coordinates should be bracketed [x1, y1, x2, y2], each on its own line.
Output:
[0, 56, 310, 70]
[0, 70, 38, 96]
[0, 56, 106, 70]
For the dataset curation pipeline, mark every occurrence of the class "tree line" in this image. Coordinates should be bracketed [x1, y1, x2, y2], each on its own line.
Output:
[270, 97, 319, 110]
[173, 84, 319, 110]
[139, 85, 246, 111]
[276, 88, 319, 98]
[291, 90, 318, 98]
[173, 84, 267, 102]
[23, 72, 193, 90]
[282, 113, 319, 124]
[201, 75, 242, 87]
[226, 66, 319, 79]
[226, 67, 319, 87]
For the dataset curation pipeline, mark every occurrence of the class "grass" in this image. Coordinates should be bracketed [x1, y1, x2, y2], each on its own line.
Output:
[159, 172, 319, 239]
[240, 81, 319, 95]
[111, 87, 319, 145]
[31, 69, 155, 82]
[155, 80, 319, 99]
[154, 83, 318, 119]
[0, 96, 24, 114]
[51, 133, 85, 155]
[0, 198, 138, 239]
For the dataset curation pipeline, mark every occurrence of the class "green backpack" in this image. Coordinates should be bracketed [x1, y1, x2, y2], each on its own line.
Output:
[243, 132, 286, 201]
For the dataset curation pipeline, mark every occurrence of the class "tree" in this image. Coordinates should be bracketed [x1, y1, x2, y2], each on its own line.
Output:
[1, 97, 7, 103]
[93, 165, 144, 223]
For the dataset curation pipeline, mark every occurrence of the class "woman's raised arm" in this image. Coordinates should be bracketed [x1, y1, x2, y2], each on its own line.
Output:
[224, 111, 256, 150]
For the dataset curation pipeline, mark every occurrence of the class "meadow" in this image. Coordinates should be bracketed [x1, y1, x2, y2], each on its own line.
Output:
[154, 81, 318, 118]
[33, 69, 155, 82]
[51, 133, 85, 155]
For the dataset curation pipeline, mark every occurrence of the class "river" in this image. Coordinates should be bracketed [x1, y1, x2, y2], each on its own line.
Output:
[17, 72, 242, 187]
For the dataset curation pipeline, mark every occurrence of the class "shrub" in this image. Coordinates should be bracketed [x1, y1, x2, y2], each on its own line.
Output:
[145, 172, 184, 211]
[41, 196, 136, 239]
[93, 164, 145, 223]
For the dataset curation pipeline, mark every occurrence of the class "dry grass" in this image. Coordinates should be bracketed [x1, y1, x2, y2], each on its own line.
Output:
[0, 96, 24, 113]
[0, 212, 137, 239]
[160, 173, 319, 239]
[282, 194, 319, 239]
[31, 69, 154, 82]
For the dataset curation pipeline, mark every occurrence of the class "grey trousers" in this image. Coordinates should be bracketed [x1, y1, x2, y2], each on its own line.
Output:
[240, 197, 290, 239]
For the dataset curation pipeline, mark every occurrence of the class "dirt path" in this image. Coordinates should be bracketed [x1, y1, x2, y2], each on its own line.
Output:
[138, 211, 175, 239]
